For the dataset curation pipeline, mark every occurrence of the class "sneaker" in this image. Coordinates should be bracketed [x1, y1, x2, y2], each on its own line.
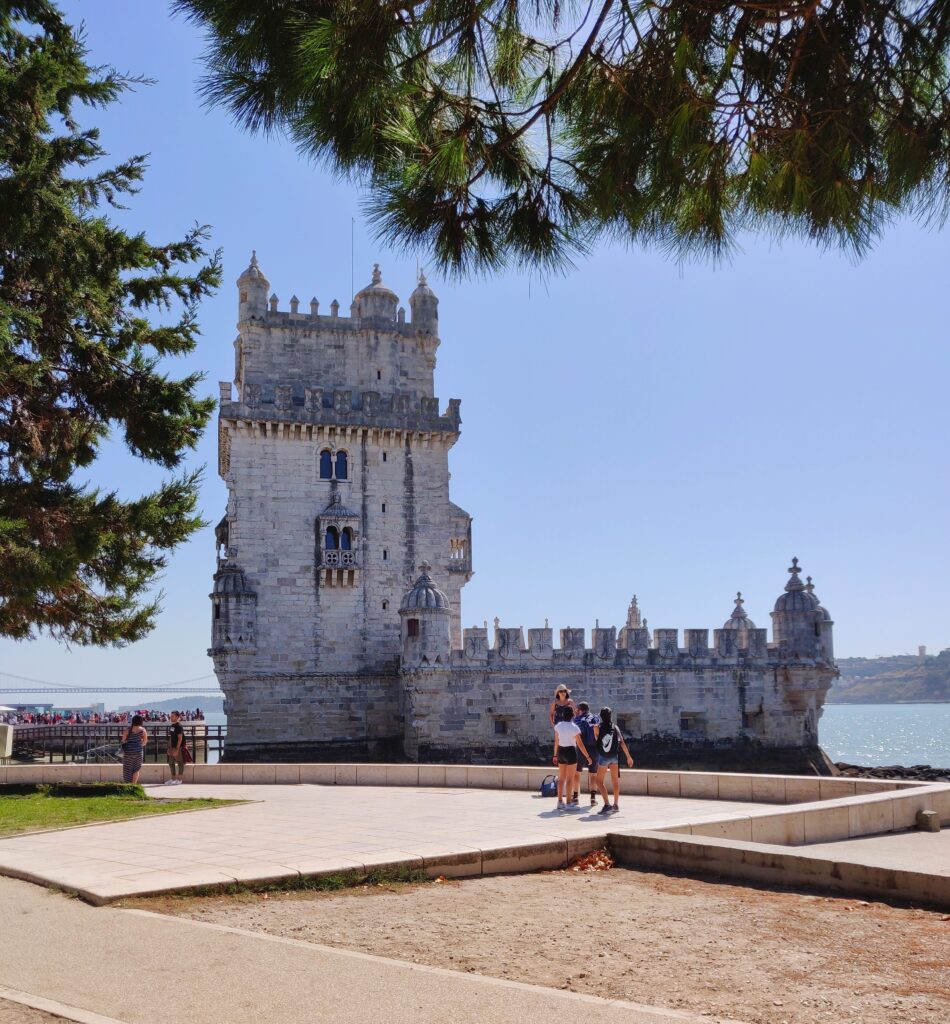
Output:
[174, 779, 183, 785]
[557, 801, 566, 812]
[569, 795, 579, 806]
[590, 793, 597, 805]
[163, 779, 176, 786]
[597, 803, 612, 815]
[609, 805, 620, 814]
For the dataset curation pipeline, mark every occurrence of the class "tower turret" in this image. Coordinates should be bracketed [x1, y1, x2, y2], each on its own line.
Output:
[770, 557, 828, 659]
[237, 251, 269, 322]
[399, 562, 450, 667]
[723, 591, 756, 643]
[409, 271, 438, 335]
[209, 559, 257, 655]
[354, 264, 399, 323]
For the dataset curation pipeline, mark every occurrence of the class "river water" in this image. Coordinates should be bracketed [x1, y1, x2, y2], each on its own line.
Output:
[203, 706, 950, 768]
[820, 703, 950, 767]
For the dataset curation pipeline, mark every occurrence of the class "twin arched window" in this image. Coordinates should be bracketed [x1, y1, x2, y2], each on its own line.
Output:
[319, 449, 348, 480]
[324, 526, 353, 550]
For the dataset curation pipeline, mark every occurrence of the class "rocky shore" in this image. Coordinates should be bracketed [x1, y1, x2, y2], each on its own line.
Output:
[835, 761, 950, 783]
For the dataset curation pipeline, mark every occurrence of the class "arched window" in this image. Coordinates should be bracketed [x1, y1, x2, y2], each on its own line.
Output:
[325, 526, 339, 550]
[319, 449, 332, 479]
[335, 450, 348, 480]
[340, 528, 352, 551]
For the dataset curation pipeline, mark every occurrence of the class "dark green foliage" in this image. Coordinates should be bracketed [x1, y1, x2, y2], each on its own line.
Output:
[0, 1, 221, 644]
[0, 781, 147, 797]
[177, 0, 950, 274]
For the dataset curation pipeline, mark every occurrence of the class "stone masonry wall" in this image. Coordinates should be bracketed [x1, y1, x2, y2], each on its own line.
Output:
[222, 671, 402, 762]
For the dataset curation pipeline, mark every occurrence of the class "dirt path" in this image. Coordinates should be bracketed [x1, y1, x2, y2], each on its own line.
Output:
[131, 867, 950, 1024]
[0, 999, 61, 1023]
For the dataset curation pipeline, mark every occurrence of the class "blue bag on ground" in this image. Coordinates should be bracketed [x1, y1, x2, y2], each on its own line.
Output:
[539, 774, 558, 797]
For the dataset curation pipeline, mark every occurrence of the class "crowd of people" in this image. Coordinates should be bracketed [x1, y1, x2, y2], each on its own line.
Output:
[2, 708, 205, 726]
[549, 686, 634, 814]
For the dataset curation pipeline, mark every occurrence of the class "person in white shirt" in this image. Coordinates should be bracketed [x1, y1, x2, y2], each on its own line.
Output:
[552, 703, 592, 811]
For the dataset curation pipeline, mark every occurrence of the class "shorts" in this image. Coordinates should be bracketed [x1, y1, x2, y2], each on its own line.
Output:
[558, 747, 578, 766]
[599, 753, 619, 767]
[580, 755, 599, 772]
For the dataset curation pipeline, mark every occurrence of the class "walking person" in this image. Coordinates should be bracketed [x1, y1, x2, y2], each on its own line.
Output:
[571, 702, 600, 806]
[594, 707, 634, 815]
[120, 715, 148, 785]
[553, 704, 592, 812]
[164, 710, 186, 786]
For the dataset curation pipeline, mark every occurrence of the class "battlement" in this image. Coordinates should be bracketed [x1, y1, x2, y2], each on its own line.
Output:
[454, 623, 806, 668]
[243, 301, 428, 339]
[218, 381, 461, 435]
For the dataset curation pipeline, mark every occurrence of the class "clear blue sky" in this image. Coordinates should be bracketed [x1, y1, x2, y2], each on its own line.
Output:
[2, 1, 948, 706]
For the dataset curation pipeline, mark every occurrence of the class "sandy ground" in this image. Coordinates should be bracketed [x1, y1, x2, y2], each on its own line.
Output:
[0, 999, 60, 1023]
[132, 866, 950, 1024]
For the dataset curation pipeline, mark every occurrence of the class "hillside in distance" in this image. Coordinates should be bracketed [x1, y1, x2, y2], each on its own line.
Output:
[118, 695, 224, 714]
[830, 648, 950, 703]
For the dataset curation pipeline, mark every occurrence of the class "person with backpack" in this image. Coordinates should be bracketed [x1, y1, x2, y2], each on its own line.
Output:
[594, 707, 634, 815]
[553, 703, 592, 812]
[570, 702, 600, 807]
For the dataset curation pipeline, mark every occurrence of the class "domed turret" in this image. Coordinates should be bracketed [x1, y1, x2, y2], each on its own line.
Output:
[354, 264, 399, 322]
[409, 271, 438, 334]
[723, 591, 756, 635]
[237, 251, 269, 321]
[770, 557, 831, 659]
[210, 560, 257, 654]
[399, 561, 450, 666]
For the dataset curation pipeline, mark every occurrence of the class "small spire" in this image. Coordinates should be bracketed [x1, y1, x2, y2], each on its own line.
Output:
[418, 559, 432, 575]
[544, 617, 549, 629]
[289, 295, 300, 313]
[785, 556, 805, 592]
[805, 576, 815, 594]
[250, 250, 258, 267]
[372, 263, 382, 285]
[269, 293, 279, 312]
[418, 269, 427, 286]
[732, 592, 747, 618]
[310, 297, 319, 315]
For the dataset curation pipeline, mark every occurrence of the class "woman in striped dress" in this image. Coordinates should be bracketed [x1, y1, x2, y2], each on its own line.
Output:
[121, 715, 148, 784]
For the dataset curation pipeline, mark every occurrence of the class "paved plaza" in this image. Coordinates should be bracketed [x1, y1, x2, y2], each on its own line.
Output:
[0, 783, 772, 902]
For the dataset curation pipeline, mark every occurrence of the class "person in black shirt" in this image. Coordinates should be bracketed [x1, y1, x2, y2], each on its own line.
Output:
[165, 711, 186, 786]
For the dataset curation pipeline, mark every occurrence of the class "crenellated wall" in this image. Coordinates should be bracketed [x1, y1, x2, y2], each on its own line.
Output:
[399, 620, 834, 767]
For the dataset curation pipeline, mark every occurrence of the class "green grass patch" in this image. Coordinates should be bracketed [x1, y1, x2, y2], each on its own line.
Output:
[170, 864, 430, 900]
[0, 782, 146, 798]
[0, 791, 239, 836]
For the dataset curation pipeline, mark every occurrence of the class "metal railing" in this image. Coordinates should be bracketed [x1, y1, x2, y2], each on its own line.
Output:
[10, 724, 227, 765]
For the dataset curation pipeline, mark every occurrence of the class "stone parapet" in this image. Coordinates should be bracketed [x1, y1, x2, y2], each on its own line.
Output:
[219, 382, 460, 436]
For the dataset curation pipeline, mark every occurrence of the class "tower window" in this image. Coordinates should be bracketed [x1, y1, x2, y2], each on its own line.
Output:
[325, 526, 339, 550]
[377, 369, 382, 380]
[214, 603, 221, 620]
[407, 618, 420, 637]
[382, 502, 386, 513]
[383, 549, 388, 561]
[340, 528, 353, 551]
[494, 719, 508, 735]
[319, 449, 332, 479]
[382, 600, 388, 610]
[382, 452, 388, 463]
[335, 451, 348, 480]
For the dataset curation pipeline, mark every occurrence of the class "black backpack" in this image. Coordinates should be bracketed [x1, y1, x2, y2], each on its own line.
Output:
[598, 725, 620, 758]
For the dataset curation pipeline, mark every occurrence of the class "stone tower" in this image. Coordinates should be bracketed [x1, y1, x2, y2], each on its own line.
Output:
[212, 256, 472, 759]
